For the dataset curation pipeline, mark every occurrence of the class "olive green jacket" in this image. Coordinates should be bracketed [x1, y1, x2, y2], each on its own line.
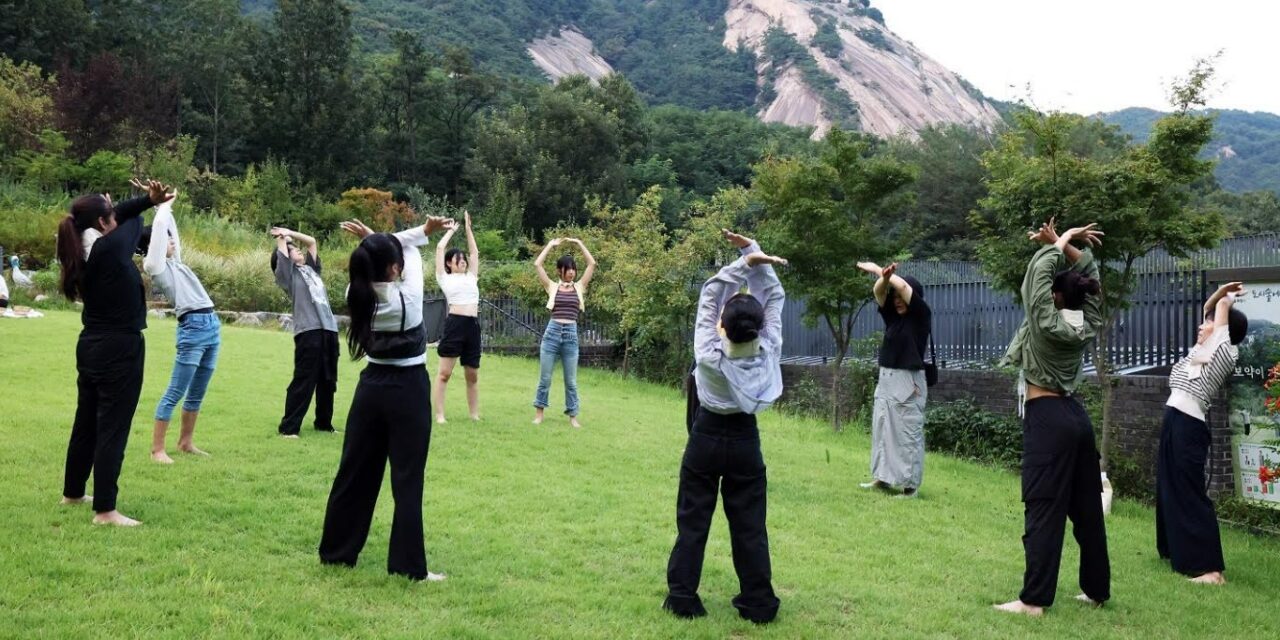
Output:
[1001, 245, 1104, 394]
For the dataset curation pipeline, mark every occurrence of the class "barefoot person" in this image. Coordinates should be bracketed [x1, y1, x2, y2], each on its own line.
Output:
[664, 229, 786, 624]
[531, 237, 597, 428]
[995, 219, 1110, 616]
[142, 196, 220, 463]
[56, 178, 174, 526]
[319, 216, 452, 582]
[856, 261, 932, 498]
[1156, 282, 1247, 585]
[432, 210, 481, 423]
[271, 227, 339, 438]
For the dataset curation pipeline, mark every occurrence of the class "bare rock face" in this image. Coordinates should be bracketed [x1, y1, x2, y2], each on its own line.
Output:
[726, 0, 1002, 139]
[527, 28, 616, 83]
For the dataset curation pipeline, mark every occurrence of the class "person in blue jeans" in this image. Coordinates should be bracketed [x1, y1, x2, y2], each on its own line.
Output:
[531, 237, 596, 428]
[142, 196, 220, 464]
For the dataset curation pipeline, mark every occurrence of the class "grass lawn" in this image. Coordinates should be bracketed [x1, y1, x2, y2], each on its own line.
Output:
[0, 311, 1274, 639]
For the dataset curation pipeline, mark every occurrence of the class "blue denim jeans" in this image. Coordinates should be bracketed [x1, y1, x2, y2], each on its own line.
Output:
[155, 312, 221, 421]
[534, 321, 579, 416]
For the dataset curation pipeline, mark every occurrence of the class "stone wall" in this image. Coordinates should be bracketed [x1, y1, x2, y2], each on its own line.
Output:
[782, 364, 1235, 499]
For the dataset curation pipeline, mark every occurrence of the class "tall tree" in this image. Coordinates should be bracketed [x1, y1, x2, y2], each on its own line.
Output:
[173, 0, 254, 173]
[422, 45, 500, 198]
[971, 59, 1226, 470]
[753, 129, 915, 429]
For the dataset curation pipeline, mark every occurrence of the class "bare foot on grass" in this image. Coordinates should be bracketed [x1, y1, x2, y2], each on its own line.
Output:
[178, 444, 209, 456]
[994, 600, 1043, 616]
[60, 495, 93, 505]
[1190, 572, 1225, 585]
[152, 450, 175, 464]
[92, 510, 142, 527]
[569, 416, 582, 429]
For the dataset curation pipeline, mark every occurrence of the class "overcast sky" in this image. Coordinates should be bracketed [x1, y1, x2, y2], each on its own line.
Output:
[873, 0, 1277, 115]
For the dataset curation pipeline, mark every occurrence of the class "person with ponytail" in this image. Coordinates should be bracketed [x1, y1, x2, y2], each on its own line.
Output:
[319, 215, 452, 582]
[141, 195, 220, 463]
[271, 226, 339, 438]
[664, 229, 787, 624]
[432, 209, 482, 423]
[855, 261, 932, 498]
[995, 219, 1111, 616]
[531, 237, 597, 427]
[57, 178, 174, 526]
[1156, 282, 1248, 585]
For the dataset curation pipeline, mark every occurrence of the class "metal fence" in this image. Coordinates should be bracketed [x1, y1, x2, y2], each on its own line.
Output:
[424, 297, 615, 348]
[780, 233, 1280, 371]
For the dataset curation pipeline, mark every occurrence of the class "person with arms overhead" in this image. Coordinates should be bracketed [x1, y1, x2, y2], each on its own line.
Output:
[271, 227, 340, 438]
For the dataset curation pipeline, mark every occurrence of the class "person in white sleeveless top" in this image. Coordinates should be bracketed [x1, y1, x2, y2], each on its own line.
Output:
[433, 210, 482, 423]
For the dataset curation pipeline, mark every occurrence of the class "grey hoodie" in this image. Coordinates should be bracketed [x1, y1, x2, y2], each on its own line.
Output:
[693, 242, 786, 415]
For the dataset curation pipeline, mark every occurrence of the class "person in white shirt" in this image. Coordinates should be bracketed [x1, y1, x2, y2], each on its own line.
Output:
[319, 215, 452, 583]
[433, 210, 482, 423]
[1157, 281, 1247, 586]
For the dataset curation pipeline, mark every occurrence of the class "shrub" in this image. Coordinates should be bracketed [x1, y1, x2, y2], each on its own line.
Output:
[1107, 448, 1155, 504]
[855, 28, 893, 52]
[0, 180, 66, 266]
[1217, 497, 1280, 534]
[925, 399, 1022, 468]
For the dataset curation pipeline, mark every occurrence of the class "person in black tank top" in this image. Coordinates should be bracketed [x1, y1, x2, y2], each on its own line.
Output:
[55, 179, 174, 527]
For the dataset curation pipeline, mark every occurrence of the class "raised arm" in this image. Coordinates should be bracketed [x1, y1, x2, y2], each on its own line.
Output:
[534, 238, 562, 289]
[290, 230, 319, 261]
[395, 216, 453, 302]
[1022, 244, 1069, 338]
[143, 200, 174, 275]
[464, 210, 479, 276]
[1205, 282, 1244, 321]
[436, 223, 458, 278]
[747, 252, 787, 355]
[568, 238, 596, 289]
[271, 230, 293, 291]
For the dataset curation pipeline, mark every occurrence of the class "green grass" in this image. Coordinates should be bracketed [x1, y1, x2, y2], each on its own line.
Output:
[0, 312, 1275, 639]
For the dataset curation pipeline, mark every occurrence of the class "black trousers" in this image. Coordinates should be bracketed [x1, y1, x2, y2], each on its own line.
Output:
[63, 332, 145, 513]
[1018, 396, 1111, 607]
[319, 364, 433, 580]
[279, 329, 339, 434]
[665, 407, 780, 623]
[1156, 407, 1225, 575]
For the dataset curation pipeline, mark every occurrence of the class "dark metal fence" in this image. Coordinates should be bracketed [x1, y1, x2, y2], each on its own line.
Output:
[424, 296, 615, 348]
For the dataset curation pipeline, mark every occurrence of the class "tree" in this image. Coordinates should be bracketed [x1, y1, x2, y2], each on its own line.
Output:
[172, 0, 254, 173]
[753, 129, 915, 429]
[421, 45, 501, 199]
[380, 31, 431, 184]
[0, 54, 56, 158]
[971, 59, 1227, 470]
[890, 124, 996, 260]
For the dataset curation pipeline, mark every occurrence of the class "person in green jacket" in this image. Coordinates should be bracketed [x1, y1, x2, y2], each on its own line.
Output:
[995, 219, 1111, 617]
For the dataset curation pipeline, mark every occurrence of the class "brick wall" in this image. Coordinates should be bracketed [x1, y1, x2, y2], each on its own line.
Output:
[782, 364, 1235, 499]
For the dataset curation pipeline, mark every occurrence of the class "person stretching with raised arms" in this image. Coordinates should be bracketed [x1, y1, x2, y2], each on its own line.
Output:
[531, 237, 597, 428]
[142, 195, 220, 463]
[433, 210, 482, 423]
[271, 227, 340, 437]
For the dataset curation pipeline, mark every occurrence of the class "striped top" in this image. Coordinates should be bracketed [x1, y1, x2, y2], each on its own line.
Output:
[551, 286, 580, 322]
[1166, 326, 1238, 421]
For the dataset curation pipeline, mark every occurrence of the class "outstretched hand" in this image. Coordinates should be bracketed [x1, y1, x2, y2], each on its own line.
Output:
[855, 261, 883, 277]
[1027, 217, 1058, 245]
[463, 210, 472, 229]
[131, 178, 176, 205]
[722, 228, 753, 249]
[1058, 222, 1104, 250]
[881, 262, 898, 281]
[339, 220, 374, 239]
[424, 216, 455, 235]
[745, 251, 787, 268]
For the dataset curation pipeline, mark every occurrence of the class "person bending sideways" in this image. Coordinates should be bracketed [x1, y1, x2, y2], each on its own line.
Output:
[664, 229, 787, 624]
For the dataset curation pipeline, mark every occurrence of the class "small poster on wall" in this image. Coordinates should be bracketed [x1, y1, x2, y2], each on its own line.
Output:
[1223, 278, 1280, 507]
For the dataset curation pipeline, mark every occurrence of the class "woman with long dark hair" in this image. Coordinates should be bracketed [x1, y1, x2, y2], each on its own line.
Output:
[432, 210, 481, 423]
[319, 215, 452, 582]
[1156, 282, 1247, 585]
[995, 219, 1111, 616]
[855, 261, 932, 498]
[141, 196, 220, 463]
[56, 178, 174, 526]
[531, 237, 597, 428]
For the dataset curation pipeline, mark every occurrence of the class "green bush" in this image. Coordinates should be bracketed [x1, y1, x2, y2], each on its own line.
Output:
[855, 28, 893, 52]
[925, 399, 1022, 468]
[1217, 497, 1280, 533]
[0, 180, 66, 266]
[1107, 449, 1155, 504]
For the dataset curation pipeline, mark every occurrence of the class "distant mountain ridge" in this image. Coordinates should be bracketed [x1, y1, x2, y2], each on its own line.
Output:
[1102, 108, 1280, 194]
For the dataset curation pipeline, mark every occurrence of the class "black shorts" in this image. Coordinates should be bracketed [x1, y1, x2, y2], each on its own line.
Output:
[437, 314, 481, 368]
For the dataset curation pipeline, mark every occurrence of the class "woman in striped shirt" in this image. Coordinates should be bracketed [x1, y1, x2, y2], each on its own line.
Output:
[532, 237, 597, 428]
[1157, 281, 1247, 585]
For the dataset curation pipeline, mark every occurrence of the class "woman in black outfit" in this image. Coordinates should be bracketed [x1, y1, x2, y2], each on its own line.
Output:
[56, 178, 174, 526]
[319, 215, 452, 581]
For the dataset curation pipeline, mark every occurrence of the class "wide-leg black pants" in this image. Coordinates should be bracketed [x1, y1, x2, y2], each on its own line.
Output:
[279, 329, 339, 434]
[319, 363, 432, 580]
[1155, 407, 1225, 576]
[1018, 396, 1111, 607]
[63, 332, 145, 514]
[665, 407, 780, 623]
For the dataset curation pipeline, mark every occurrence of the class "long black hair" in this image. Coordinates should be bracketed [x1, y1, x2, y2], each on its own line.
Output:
[1052, 270, 1101, 310]
[55, 194, 114, 300]
[346, 233, 404, 360]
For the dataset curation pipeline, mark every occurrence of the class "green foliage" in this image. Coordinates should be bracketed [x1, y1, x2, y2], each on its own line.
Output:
[925, 399, 1022, 468]
[855, 27, 893, 52]
[0, 54, 55, 158]
[1217, 497, 1280, 533]
[777, 336, 880, 430]
[810, 14, 844, 59]
[753, 129, 914, 367]
[0, 180, 67, 266]
[760, 26, 859, 130]
[76, 150, 133, 194]
[131, 136, 198, 189]
[891, 124, 995, 259]
[1198, 189, 1280, 236]
[1107, 449, 1155, 504]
